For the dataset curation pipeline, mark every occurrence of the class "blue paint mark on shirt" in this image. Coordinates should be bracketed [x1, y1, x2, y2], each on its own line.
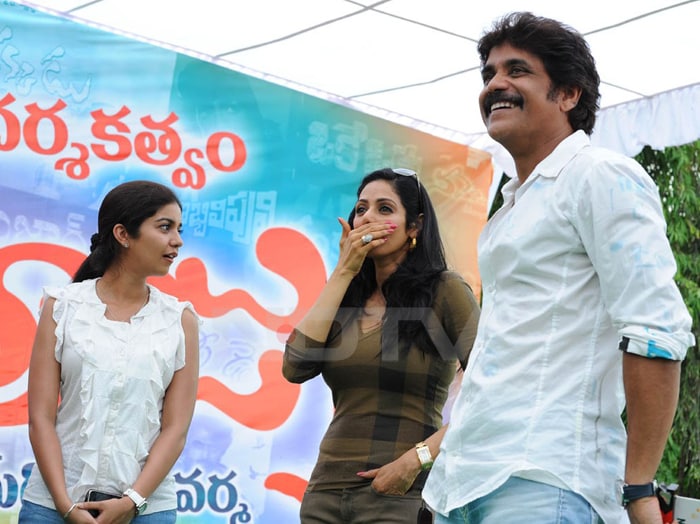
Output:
[647, 340, 673, 359]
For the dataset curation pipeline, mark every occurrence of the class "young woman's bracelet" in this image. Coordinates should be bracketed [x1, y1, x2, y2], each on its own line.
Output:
[63, 502, 78, 520]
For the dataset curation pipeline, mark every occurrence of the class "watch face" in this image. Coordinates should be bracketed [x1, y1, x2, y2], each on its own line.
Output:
[618, 481, 627, 505]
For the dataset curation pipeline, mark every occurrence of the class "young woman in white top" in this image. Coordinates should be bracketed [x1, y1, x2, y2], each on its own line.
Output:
[19, 180, 199, 523]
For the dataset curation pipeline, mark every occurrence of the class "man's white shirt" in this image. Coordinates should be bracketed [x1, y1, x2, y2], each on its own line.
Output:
[423, 131, 694, 523]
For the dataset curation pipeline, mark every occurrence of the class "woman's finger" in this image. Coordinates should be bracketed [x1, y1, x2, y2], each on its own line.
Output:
[337, 217, 352, 246]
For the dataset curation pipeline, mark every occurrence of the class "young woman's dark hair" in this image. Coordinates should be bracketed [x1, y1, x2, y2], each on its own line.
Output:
[73, 180, 182, 282]
[477, 11, 601, 135]
[342, 168, 451, 359]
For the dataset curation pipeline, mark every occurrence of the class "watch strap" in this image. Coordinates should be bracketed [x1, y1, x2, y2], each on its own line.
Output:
[123, 488, 147, 514]
[622, 481, 657, 507]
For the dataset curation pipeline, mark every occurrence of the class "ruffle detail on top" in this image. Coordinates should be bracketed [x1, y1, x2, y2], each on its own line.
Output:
[44, 285, 74, 363]
[44, 279, 195, 500]
[140, 286, 191, 374]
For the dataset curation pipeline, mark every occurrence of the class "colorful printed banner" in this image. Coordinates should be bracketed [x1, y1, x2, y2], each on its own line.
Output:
[0, 3, 492, 521]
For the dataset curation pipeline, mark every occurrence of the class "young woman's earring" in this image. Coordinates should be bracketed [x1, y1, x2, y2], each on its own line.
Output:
[123, 243, 129, 248]
[410, 237, 417, 250]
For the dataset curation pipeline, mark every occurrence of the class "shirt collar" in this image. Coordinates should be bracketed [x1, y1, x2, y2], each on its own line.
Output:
[500, 130, 591, 202]
[533, 130, 590, 179]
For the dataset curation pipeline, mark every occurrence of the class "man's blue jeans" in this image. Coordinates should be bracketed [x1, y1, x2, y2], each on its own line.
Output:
[433, 476, 603, 524]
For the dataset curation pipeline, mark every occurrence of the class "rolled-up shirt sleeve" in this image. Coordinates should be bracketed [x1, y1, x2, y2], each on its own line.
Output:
[573, 152, 695, 360]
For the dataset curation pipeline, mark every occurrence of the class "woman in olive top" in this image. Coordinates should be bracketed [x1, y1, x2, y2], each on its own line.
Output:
[283, 168, 480, 523]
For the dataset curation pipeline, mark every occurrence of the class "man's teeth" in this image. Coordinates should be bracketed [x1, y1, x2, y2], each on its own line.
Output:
[491, 101, 515, 111]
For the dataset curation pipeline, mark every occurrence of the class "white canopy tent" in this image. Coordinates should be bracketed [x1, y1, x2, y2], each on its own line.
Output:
[17, 0, 700, 187]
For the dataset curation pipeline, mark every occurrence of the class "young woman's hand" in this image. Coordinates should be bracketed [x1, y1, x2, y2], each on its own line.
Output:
[76, 496, 135, 523]
[63, 506, 97, 523]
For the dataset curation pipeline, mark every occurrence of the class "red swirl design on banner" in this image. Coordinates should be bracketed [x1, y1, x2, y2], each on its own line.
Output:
[0, 227, 326, 439]
[264, 472, 308, 502]
[152, 227, 325, 332]
[0, 243, 84, 426]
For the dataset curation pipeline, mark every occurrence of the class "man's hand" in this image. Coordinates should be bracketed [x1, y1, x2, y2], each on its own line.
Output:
[627, 496, 677, 524]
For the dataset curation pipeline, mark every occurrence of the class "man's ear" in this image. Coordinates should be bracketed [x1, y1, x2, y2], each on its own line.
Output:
[560, 85, 582, 113]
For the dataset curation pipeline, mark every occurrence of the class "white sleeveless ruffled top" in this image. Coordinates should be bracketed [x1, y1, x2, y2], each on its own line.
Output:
[23, 278, 196, 514]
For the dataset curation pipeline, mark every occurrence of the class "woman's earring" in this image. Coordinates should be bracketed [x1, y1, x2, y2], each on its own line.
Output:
[410, 237, 417, 250]
[123, 243, 129, 248]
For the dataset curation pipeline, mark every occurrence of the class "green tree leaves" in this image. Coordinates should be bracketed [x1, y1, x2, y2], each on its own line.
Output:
[638, 140, 700, 497]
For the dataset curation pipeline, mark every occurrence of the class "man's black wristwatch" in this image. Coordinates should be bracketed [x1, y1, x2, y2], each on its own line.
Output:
[621, 480, 657, 508]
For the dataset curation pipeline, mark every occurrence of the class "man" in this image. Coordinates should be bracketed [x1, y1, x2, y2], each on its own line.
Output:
[422, 11, 695, 524]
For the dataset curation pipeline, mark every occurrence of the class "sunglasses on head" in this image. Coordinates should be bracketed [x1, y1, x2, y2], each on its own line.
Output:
[391, 168, 423, 213]
[392, 167, 419, 182]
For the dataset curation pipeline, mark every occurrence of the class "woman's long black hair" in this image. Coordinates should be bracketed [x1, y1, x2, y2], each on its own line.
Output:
[340, 168, 448, 357]
[72, 180, 182, 282]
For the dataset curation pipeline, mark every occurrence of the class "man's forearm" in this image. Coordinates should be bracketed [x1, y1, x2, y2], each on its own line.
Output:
[622, 352, 681, 483]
